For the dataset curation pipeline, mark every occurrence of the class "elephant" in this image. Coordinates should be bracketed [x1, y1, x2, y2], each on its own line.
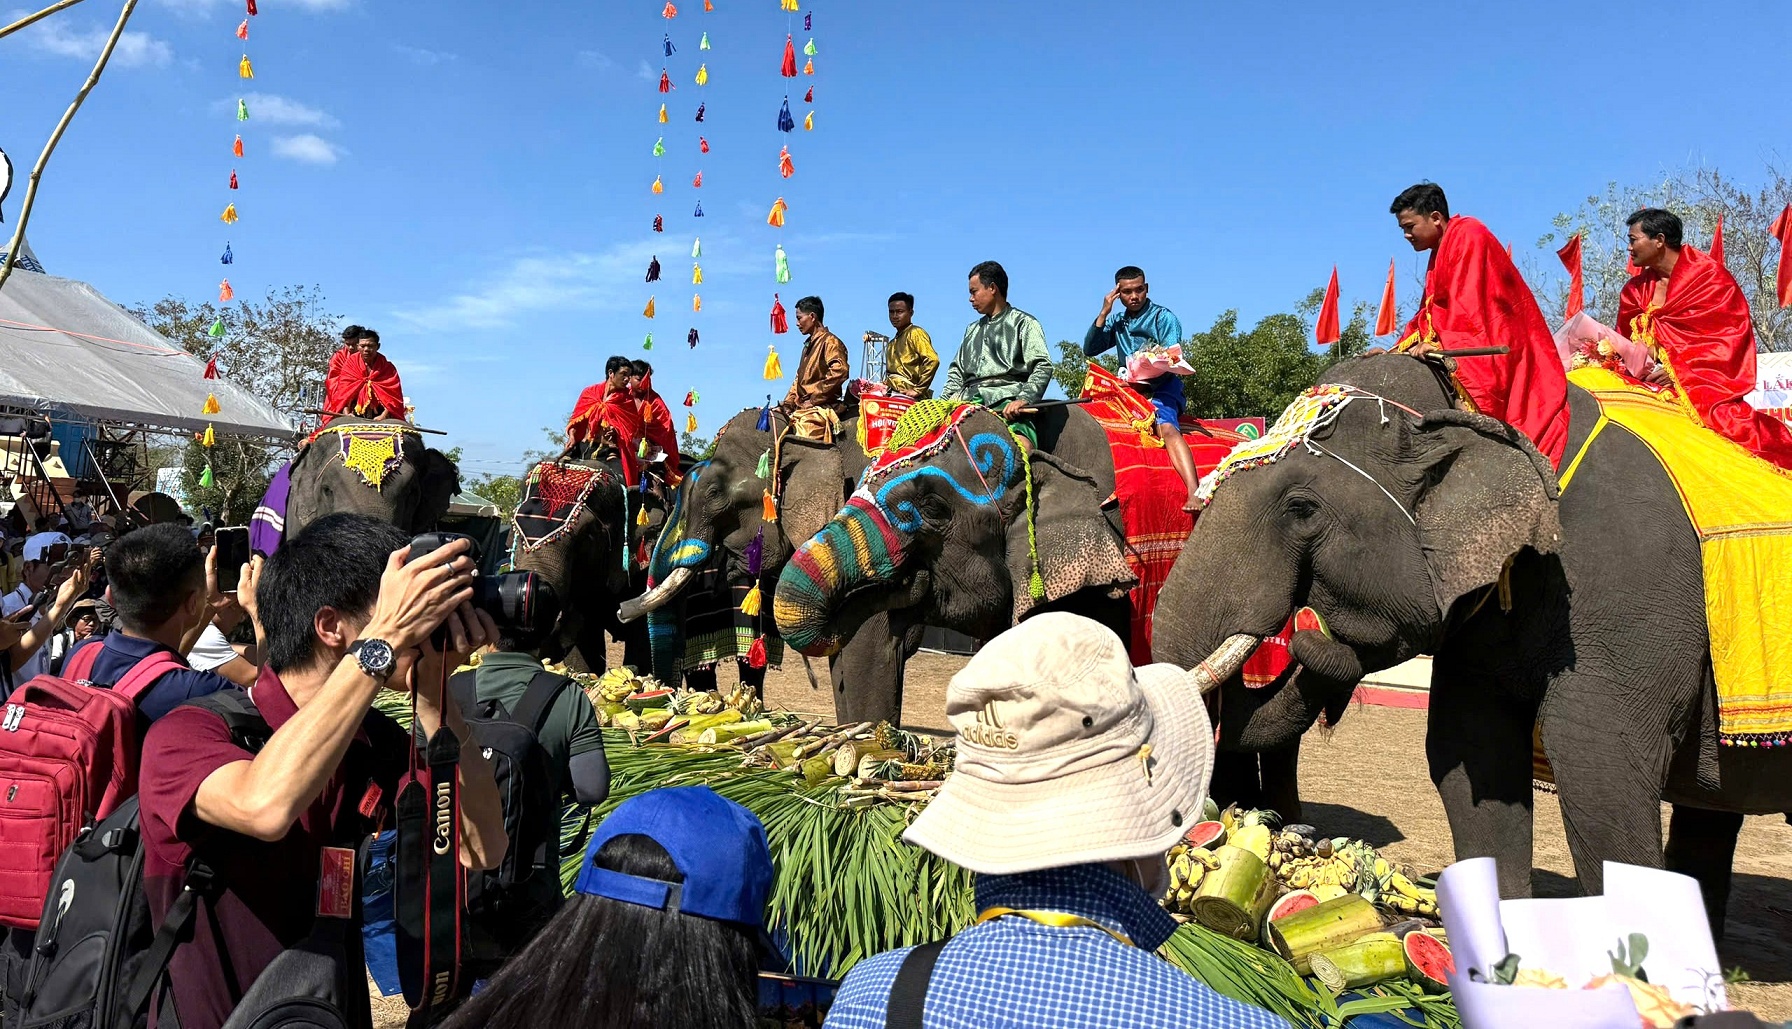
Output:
[284, 419, 459, 539]
[619, 407, 919, 722]
[773, 402, 1141, 691]
[1151, 352, 1792, 932]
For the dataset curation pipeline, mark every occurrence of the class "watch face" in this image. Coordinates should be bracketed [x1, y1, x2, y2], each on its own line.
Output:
[358, 639, 395, 675]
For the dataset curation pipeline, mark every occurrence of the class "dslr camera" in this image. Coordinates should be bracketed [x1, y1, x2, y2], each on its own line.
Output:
[407, 532, 557, 637]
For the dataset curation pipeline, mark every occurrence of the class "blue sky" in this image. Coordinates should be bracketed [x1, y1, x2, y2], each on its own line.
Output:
[7, 0, 1789, 478]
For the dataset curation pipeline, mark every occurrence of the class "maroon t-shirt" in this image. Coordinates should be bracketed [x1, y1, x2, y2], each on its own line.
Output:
[138, 664, 408, 1029]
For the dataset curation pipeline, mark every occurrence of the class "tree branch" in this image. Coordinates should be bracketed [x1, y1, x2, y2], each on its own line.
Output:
[0, 0, 86, 41]
[0, 0, 138, 293]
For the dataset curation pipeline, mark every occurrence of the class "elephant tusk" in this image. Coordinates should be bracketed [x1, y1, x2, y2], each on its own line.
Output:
[617, 566, 694, 624]
[1188, 634, 1260, 696]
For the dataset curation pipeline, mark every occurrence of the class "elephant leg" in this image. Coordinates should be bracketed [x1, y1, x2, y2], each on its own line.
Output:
[685, 665, 718, 692]
[740, 659, 767, 696]
[567, 623, 609, 677]
[1209, 751, 1266, 810]
[1258, 743, 1302, 825]
[1539, 684, 1677, 898]
[617, 617, 651, 672]
[829, 610, 906, 726]
[1428, 658, 1537, 899]
[1663, 805, 1744, 941]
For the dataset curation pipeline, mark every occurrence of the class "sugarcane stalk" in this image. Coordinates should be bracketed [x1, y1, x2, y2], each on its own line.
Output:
[762, 740, 803, 768]
[880, 780, 943, 792]
[698, 719, 775, 745]
[1266, 894, 1385, 974]
[743, 716, 822, 751]
[1309, 934, 1405, 993]
[837, 744, 903, 778]
[1187, 846, 1276, 941]
[680, 710, 743, 735]
[799, 754, 836, 785]
[795, 721, 875, 759]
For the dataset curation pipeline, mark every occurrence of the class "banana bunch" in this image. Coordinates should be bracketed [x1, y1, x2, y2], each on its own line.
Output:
[1277, 853, 1358, 892]
[1383, 870, 1440, 918]
[1164, 844, 1222, 913]
[596, 667, 641, 703]
[723, 683, 764, 718]
[672, 690, 727, 715]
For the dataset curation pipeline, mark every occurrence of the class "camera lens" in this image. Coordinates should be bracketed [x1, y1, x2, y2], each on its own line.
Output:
[475, 572, 558, 638]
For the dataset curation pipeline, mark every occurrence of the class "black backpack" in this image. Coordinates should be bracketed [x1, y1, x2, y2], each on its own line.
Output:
[446, 669, 577, 970]
[5, 689, 368, 1029]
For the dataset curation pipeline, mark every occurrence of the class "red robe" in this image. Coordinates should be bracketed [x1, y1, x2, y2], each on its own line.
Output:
[1402, 216, 1569, 468]
[565, 383, 644, 486]
[322, 347, 405, 423]
[632, 376, 683, 480]
[1617, 246, 1792, 470]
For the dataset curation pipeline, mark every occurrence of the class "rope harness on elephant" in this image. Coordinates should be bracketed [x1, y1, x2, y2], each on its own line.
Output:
[512, 459, 615, 554]
[310, 422, 419, 492]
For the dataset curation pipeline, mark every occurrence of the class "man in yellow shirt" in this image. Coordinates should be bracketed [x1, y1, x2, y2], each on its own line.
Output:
[885, 292, 939, 399]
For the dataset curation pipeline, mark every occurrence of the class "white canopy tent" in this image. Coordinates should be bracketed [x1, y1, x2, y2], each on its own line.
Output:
[0, 263, 295, 440]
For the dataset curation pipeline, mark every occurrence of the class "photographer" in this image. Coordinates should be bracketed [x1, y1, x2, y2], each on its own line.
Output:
[137, 514, 508, 1029]
[0, 536, 96, 690]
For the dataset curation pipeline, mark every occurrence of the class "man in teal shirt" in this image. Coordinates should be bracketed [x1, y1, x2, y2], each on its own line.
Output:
[1083, 265, 1200, 510]
[940, 261, 1054, 436]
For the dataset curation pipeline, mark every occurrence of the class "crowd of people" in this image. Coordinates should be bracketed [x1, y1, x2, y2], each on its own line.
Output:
[0, 178, 1786, 1029]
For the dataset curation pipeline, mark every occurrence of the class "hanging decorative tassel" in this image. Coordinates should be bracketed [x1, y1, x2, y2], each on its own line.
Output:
[637, 438, 650, 458]
[781, 35, 798, 77]
[692, 170, 703, 188]
[746, 526, 765, 576]
[200, 464, 215, 488]
[804, 37, 818, 56]
[684, 390, 698, 407]
[686, 412, 697, 433]
[202, 393, 221, 414]
[777, 97, 794, 132]
[746, 635, 767, 670]
[646, 257, 661, 282]
[644, 332, 654, 348]
[220, 243, 233, 265]
[636, 504, 650, 527]
[658, 69, 672, 93]
[662, 1, 677, 17]
[659, 103, 668, 123]
[761, 489, 778, 522]
[805, 11, 812, 29]
[692, 237, 702, 258]
[700, 32, 710, 50]
[220, 203, 239, 224]
[202, 425, 216, 448]
[804, 110, 814, 131]
[652, 137, 665, 157]
[756, 400, 772, 432]
[237, 98, 249, 121]
[704, 0, 713, 10]
[693, 295, 702, 312]
[693, 263, 703, 285]
[688, 328, 699, 347]
[663, 34, 675, 57]
[653, 215, 664, 232]
[770, 294, 788, 333]
[767, 196, 787, 227]
[693, 200, 705, 217]
[699, 136, 710, 154]
[755, 448, 771, 478]
[219, 280, 234, 302]
[228, 169, 239, 189]
[644, 296, 657, 318]
[804, 85, 813, 103]
[239, 54, 254, 79]
[694, 102, 705, 122]
[764, 345, 783, 379]
[803, 58, 814, 76]
[780, 0, 797, 11]
[739, 583, 763, 616]
[236, 18, 248, 39]
[652, 176, 664, 195]
[775, 245, 790, 284]
[233, 134, 244, 157]
[208, 319, 227, 337]
[695, 63, 708, 86]
[204, 356, 219, 379]
[779, 147, 794, 178]
[246, 0, 256, 13]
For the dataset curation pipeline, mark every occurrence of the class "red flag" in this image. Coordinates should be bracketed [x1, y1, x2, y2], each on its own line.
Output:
[203, 355, 218, 380]
[1374, 259, 1397, 336]
[1775, 204, 1792, 308]
[1315, 266, 1341, 346]
[1556, 234, 1584, 320]
[1710, 214, 1725, 267]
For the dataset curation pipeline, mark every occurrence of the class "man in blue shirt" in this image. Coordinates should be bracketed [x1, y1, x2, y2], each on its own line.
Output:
[824, 614, 1289, 1029]
[1084, 266, 1202, 510]
[67, 524, 235, 722]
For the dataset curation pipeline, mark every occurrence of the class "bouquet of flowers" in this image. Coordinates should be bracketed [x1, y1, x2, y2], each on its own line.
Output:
[1554, 313, 1649, 378]
[1123, 343, 1195, 383]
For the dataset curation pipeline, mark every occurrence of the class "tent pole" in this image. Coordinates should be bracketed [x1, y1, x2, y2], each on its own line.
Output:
[0, 0, 87, 41]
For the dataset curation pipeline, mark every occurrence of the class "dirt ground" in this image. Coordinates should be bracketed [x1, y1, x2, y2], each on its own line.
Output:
[370, 648, 1792, 1022]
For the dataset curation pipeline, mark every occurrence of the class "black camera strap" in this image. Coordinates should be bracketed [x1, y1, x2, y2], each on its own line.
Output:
[394, 659, 466, 1026]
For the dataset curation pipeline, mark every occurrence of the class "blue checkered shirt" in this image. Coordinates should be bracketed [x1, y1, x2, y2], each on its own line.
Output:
[823, 864, 1290, 1029]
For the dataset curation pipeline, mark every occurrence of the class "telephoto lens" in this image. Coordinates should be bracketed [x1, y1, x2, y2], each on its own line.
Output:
[476, 573, 559, 638]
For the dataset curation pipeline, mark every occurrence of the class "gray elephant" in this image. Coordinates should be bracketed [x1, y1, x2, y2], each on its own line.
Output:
[774, 402, 1139, 692]
[284, 419, 459, 539]
[510, 456, 655, 674]
[619, 407, 917, 721]
[1153, 353, 1792, 932]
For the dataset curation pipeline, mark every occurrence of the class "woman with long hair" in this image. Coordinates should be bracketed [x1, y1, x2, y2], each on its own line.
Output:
[441, 786, 773, 1029]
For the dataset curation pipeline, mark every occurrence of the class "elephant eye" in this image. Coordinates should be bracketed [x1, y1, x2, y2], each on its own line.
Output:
[918, 493, 950, 521]
[1285, 495, 1320, 520]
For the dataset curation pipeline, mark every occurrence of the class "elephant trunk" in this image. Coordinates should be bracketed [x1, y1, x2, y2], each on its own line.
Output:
[618, 566, 694, 624]
[775, 497, 907, 657]
[1188, 634, 1261, 695]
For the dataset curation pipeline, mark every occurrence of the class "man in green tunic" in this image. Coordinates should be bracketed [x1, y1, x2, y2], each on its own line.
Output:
[940, 261, 1053, 441]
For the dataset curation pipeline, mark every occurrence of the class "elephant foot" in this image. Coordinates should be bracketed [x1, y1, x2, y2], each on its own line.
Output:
[1664, 805, 1745, 941]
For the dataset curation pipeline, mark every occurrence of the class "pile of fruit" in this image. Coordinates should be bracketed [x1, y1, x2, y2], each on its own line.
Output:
[1165, 806, 1455, 998]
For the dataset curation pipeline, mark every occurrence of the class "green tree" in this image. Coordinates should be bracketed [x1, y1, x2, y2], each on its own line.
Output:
[1050, 341, 1120, 399]
[678, 429, 716, 462]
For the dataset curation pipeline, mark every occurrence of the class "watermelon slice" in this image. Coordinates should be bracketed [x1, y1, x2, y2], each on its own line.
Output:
[1262, 890, 1319, 943]
[1182, 820, 1226, 849]
[1403, 930, 1455, 993]
[625, 688, 677, 711]
[1293, 606, 1330, 638]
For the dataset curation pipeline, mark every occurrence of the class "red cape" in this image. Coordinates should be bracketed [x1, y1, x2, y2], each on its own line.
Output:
[1402, 216, 1569, 467]
[322, 347, 405, 422]
[632, 378, 683, 480]
[566, 383, 644, 486]
[1618, 247, 1792, 470]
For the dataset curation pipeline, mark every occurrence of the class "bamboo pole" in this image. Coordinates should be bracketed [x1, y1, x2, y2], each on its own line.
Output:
[0, 0, 86, 42]
[0, 0, 138, 295]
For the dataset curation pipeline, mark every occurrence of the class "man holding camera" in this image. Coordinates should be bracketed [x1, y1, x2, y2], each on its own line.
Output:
[137, 515, 508, 1029]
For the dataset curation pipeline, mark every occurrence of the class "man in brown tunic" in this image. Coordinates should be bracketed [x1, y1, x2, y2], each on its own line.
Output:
[778, 295, 851, 441]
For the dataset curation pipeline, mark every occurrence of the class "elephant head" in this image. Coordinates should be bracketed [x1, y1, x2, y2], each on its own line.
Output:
[1152, 354, 1561, 751]
[774, 403, 1135, 658]
[510, 457, 637, 670]
[285, 421, 459, 539]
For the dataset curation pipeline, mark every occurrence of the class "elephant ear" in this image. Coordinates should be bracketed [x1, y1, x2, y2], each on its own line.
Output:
[775, 441, 844, 557]
[1411, 409, 1561, 618]
[411, 447, 462, 533]
[1006, 450, 1136, 623]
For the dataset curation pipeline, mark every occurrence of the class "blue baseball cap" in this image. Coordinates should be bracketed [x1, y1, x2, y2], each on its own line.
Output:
[574, 786, 773, 930]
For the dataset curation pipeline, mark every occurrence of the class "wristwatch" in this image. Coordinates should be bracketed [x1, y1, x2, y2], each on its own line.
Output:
[349, 639, 396, 682]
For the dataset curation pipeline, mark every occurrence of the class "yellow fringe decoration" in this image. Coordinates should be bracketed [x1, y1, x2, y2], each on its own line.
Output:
[644, 296, 656, 318]
[764, 345, 782, 380]
[239, 54, 253, 79]
[202, 393, 221, 415]
[739, 583, 763, 616]
[202, 425, 215, 448]
[636, 504, 649, 527]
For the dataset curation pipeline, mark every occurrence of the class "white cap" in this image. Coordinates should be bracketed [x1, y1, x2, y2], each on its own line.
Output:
[24, 532, 72, 562]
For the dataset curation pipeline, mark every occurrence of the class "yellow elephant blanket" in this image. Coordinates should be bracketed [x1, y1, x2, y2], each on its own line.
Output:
[1568, 366, 1792, 747]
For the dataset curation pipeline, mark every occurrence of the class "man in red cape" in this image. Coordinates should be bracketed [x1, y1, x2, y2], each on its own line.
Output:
[1391, 183, 1569, 468]
[629, 359, 682, 482]
[564, 355, 645, 486]
[321, 326, 405, 423]
[1618, 208, 1792, 471]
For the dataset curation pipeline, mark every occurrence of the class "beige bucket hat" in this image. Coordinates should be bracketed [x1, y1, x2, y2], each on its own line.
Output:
[903, 612, 1214, 875]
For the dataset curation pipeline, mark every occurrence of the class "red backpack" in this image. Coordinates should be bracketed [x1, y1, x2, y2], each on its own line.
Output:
[0, 643, 184, 930]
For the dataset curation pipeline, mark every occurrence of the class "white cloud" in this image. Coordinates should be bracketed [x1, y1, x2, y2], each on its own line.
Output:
[270, 134, 344, 165]
[393, 44, 456, 65]
[391, 241, 666, 332]
[24, 16, 173, 68]
[226, 93, 338, 128]
[636, 59, 655, 82]
[577, 50, 617, 71]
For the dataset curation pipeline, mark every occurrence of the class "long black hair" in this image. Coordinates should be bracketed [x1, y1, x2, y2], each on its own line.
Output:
[440, 834, 761, 1029]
